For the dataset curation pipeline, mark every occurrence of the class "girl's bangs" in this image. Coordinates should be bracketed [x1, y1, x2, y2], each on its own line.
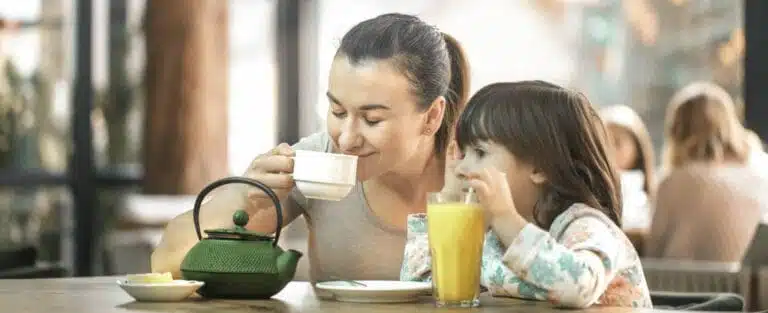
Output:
[455, 99, 503, 150]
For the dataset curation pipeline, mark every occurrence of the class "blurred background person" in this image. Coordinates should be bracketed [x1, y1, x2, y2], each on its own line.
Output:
[601, 105, 655, 232]
[646, 82, 767, 261]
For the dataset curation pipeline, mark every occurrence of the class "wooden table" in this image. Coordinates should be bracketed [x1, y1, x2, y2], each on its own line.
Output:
[0, 276, 686, 313]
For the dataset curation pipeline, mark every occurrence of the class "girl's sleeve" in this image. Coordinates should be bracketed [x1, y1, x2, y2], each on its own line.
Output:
[500, 217, 623, 308]
[398, 213, 550, 303]
[399, 214, 431, 282]
[481, 232, 550, 301]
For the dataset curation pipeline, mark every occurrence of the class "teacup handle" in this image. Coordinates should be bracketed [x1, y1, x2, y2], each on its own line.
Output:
[192, 176, 283, 247]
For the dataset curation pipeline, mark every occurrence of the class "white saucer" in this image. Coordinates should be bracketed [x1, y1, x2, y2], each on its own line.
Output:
[315, 280, 432, 303]
[117, 279, 204, 302]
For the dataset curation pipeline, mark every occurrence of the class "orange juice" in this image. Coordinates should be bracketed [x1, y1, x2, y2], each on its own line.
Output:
[428, 202, 485, 307]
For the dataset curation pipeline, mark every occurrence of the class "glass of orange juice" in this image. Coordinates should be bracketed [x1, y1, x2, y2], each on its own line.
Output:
[427, 188, 485, 308]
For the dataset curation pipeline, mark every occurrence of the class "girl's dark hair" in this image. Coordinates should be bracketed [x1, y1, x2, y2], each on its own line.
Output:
[456, 81, 622, 229]
[337, 13, 470, 155]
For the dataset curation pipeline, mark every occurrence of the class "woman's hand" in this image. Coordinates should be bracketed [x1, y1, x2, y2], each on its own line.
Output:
[463, 166, 528, 246]
[243, 143, 296, 214]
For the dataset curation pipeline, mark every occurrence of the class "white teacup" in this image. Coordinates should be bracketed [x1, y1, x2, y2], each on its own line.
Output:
[293, 150, 358, 201]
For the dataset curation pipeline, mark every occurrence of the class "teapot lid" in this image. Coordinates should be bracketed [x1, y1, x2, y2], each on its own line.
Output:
[203, 209, 274, 241]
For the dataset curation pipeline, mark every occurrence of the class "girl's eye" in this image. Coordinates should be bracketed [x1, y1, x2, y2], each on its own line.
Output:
[473, 147, 486, 158]
[332, 111, 347, 118]
[364, 119, 381, 126]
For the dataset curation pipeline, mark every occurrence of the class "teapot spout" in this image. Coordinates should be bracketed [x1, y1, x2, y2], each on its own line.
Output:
[277, 249, 303, 282]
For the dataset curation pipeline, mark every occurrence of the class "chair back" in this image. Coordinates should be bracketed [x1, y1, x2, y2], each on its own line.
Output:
[641, 258, 752, 309]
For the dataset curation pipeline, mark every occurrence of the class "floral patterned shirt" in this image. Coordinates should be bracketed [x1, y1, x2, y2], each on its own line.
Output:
[400, 203, 653, 309]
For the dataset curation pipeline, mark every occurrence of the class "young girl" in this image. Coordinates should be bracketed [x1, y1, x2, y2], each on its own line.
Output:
[400, 81, 652, 308]
[600, 105, 655, 231]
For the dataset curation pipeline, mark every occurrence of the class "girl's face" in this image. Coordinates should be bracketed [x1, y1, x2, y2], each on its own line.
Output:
[606, 124, 638, 170]
[454, 141, 541, 221]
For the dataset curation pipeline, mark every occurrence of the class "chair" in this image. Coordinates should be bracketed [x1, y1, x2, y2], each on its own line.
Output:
[742, 224, 768, 268]
[641, 258, 752, 309]
[742, 224, 768, 311]
[651, 291, 745, 311]
[0, 245, 36, 270]
[0, 262, 68, 279]
[757, 267, 768, 310]
[0, 245, 67, 279]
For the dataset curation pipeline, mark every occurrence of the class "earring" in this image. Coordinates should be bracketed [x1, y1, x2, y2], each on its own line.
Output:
[423, 128, 432, 135]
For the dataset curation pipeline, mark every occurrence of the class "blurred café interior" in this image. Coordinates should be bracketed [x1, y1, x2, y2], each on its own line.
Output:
[0, 0, 767, 310]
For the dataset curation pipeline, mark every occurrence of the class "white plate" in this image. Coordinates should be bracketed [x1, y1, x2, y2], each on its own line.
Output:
[315, 280, 432, 303]
[117, 279, 204, 302]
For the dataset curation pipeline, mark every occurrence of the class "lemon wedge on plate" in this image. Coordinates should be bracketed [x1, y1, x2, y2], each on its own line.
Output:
[126, 272, 174, 284]
[118, 273, 204, 302]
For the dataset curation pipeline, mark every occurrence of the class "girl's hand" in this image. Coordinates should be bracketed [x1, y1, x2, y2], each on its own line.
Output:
[463, 166, 517, 218]
[463, 166, 528, 246]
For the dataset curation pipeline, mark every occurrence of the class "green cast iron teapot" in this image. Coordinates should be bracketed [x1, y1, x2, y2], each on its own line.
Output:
[180, 176, 303, 299]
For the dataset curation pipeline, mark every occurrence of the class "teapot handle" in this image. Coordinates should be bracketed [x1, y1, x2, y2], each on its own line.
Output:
[192, 176, 283, 247]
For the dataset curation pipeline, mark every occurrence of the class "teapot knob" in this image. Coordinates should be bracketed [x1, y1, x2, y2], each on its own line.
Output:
[233, 209, 249, 227]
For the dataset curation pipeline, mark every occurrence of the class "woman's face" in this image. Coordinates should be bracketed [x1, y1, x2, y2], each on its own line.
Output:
[326, 56, 437, 181]
[454, 141, 540, 222]
[606, 124, 638, 170]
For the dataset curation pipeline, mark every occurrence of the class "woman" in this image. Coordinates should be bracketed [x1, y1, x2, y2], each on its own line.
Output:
[647, 81, 766, 261]
[600, 105, 655, 231]
[151, 13, 471, 282]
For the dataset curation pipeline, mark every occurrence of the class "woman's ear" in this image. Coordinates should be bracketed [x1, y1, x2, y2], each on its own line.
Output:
[529, 167, 547, 185]
[423, 96, 446, 136]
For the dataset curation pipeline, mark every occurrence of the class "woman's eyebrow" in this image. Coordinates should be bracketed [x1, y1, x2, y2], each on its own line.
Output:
[326, 91, 343, 105]
[359, 104, 390, 111]
[326, 91, 390, 111]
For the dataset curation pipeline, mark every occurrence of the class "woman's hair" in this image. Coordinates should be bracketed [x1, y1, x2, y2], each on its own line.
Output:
[600, 105, 656, 196]
[455, 81, 622, 228]
[337, 13, 470, 155]
[662, 81, 750, 169]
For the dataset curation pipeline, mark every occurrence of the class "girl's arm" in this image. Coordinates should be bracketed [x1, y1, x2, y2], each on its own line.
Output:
[498, 215, 624, 308]
[398, 214, 550, 303]
[481, 232, 550, 301]
[399, 214, 432, 282]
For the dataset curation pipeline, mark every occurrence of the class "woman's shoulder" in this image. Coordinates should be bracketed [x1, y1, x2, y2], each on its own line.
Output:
[659, 163, 768, 194]
[291, 131, 333, 153]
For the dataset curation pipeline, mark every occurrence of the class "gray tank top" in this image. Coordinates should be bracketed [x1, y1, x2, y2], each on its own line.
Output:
[282, 132, 406, 282]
